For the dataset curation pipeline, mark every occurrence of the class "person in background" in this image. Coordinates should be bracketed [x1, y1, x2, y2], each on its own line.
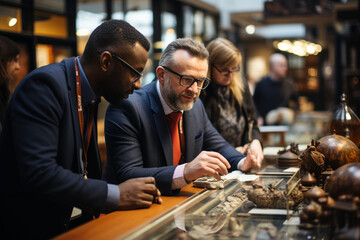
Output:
[0, 20, 162, 239]
[0, 36, 20, 131]
[103, 38, 261, 196]
[253, 53, 298, 126]
[200, 37, 263, 167]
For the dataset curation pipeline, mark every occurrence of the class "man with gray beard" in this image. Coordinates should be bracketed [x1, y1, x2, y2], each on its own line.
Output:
[103, 38, 259, 195]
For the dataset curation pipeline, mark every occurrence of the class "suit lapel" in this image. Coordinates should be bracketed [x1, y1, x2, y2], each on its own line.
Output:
[183, 110, 195, 163]
[148, 83, 173, 166]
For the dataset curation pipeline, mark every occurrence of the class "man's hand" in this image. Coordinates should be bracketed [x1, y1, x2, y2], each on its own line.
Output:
[116, 177, 162, 210]
[238, 139, 263, 171]
[183, 151, 230, 182]
[249, 139, 263, 167]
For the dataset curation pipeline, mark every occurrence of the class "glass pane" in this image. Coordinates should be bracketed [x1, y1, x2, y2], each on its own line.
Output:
[161, 12, 177, 49]
[204, 15, 216, 41]
[127, 0, 150, 11]
[183, 5, 193, 38]
[112, 0, 124, 19]
[123, 0, 153, 87]
[76, 0, 106, 55]
[125, 11, 152, 37]
[0, 6, 22, 33]
[36, 44, 71, 67]
[194, 10, 204, 36]
[34, 0, 65, 13]
[34, 11, 67, 38]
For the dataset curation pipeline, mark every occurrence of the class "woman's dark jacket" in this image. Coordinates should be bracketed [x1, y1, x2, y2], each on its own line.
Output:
[200, 79, 261, 147]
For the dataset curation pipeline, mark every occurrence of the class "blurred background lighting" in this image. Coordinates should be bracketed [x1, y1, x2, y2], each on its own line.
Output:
[76, 29, 91, 36]
[9, 18, 17, 27]
[274, 39, 322, 56]
[245, 24, 255, 34]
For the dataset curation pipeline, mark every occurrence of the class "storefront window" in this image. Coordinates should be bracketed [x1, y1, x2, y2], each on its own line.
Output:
[194, 10, 204, 40]
[204, 15, 216, 41]
[0, 6, 22, 33]
[76, 0, 106, 55]
[161, 12, 177, 49]
[183, 5, 193, 38]
[112, 0, 124, 19]
[34, 11, 67, 38]
[34, 0, 65, 13]
[36, 44, 71, 67]
[125, 10, 153, 38]
[124, 0, 153, 86]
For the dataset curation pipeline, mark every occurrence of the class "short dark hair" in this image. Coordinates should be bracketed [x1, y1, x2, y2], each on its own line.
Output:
[83, 20, 150, 58]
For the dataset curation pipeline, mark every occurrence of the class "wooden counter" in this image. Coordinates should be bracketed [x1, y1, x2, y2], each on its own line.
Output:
[54, 184, 203, 240]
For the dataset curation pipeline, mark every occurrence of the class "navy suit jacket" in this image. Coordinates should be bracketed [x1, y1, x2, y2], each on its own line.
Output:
[104, 81, 245, 195]
[0, 58, 107, 239]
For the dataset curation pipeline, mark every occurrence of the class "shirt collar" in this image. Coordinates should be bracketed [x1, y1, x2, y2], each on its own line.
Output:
[76, 57, 100, 108]
[156, 81, 183, 115]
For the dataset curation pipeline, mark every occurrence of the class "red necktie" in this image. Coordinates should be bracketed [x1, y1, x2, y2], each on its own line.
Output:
[166, 112, 182, 165]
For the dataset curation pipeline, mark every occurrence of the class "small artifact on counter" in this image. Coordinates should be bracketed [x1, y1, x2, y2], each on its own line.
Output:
[317, 195, 335, 224]
[236, 213, 251, 217]
[304, 186, 326, 204]
[188, 192, 248, 236]
[325, 162, 360, 200]
[331, 194, 360, 231]
[175, 230, 187, 240]
[193, 177, 224, 189]
[277, 143, 300, 168]
[256, 223, 278, 238]
[247, 183, 303, 209]
[188, 226, 209, 240]
[299, 140, 325, 180]
[316, 133, 360, 170]
[301, 172, 317, 187]
[288, 186, 304, 208]
[329, 93, 360, 148]
[229, 217, 244, 233]
[300, 200, 322, 228]
[210, 192, 247, 214]
[317, 195, 335, 208]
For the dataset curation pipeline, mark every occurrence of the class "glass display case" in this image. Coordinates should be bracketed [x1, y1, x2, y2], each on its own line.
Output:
[120, 170, 330, 240]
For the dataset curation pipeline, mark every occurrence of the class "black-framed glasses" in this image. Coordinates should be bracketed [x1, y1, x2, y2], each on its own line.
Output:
[214, 65, 240, 75]
[98, 51, 143, 82]
[161, 66, 210, 90]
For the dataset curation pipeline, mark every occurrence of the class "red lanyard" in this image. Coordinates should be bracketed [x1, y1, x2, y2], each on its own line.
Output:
[74, 58, 94, 179]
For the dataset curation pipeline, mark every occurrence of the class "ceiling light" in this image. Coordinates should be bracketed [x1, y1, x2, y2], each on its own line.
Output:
[245, 25, 255, 35]
[9, 18, 17, 27]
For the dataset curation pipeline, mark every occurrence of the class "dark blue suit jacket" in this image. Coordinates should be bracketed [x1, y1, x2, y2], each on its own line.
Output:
[0, 58, 107, 239]
[104, 81, 245, 195]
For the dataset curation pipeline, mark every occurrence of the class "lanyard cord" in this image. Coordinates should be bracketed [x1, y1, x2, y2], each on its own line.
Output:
[74, 58, 94, 179]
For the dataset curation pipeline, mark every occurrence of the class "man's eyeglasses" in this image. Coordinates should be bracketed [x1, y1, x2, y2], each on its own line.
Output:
[214, 65, 240, 75]
[161, 66, 210, 90]
[98, 51, 143, 82]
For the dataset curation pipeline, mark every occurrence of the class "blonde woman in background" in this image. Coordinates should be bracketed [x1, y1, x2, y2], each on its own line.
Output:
[200, 38, 263, 169]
